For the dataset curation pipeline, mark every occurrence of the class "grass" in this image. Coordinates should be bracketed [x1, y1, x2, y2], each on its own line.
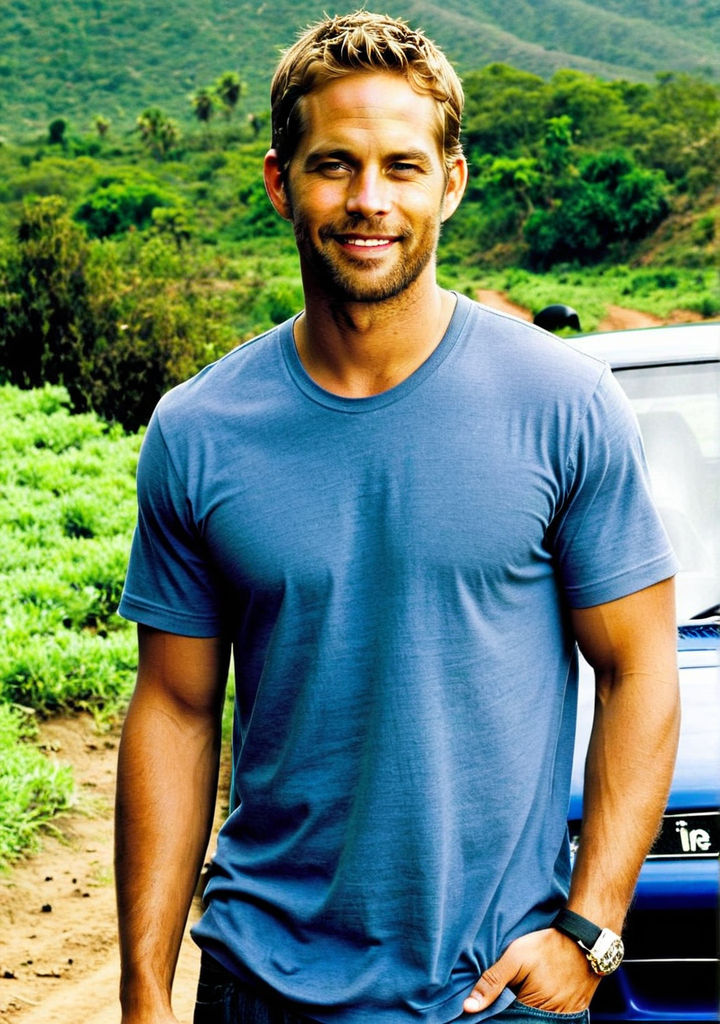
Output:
[0, 383, 140, 865]
[0, 384, 140, 719]
[0, 704, 74, 867]
[0, 382, 245, 864]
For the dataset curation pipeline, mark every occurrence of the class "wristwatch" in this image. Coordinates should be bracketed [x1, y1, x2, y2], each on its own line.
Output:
[552, 909, 625, 976]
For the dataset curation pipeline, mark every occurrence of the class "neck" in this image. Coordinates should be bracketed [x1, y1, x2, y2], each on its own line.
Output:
[295, 274, 456, 398]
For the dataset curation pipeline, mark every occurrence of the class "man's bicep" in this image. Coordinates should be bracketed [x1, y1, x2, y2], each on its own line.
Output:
[135, 624, 231, 717]
[570, 576, 677, 681]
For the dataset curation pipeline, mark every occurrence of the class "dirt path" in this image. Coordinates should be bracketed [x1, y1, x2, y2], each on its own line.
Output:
[597, 304, 664, 330]
[476, 289, 702, 331]
[475, 289, 535, 321]
[0, 716, 225, 1024]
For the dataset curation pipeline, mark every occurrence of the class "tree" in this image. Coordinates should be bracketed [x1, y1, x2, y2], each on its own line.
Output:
[191, 87, 215, 128]
[150, 206, 193, 249]
[0, 197, 94, 394]
[136, 107, 181, 159]
[48, 118, 67, 146]
[542, 116, 574, 180]
[74, 181, 178, 238]
[94, 115, 110, 138]
[0, 198, 232, 430]
[215, 72, 244, 118]
[524, 149, 669, 267]
[463, 64, 548, 160]
[547, 70, 629, 148]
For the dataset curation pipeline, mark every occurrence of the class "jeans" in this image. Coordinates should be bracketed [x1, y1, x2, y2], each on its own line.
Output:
[193, 954, 590, 1024]
[193, 954, 321, 1024]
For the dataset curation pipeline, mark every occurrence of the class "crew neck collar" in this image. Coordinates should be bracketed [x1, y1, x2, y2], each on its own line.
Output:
[280, 292, 471, 413]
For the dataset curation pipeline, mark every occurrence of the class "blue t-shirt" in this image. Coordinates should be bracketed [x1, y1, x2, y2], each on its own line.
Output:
[119, 294, 676, 1023]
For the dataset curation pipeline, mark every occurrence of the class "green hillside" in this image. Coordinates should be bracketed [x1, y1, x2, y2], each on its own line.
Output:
[1, 0, 718, 139]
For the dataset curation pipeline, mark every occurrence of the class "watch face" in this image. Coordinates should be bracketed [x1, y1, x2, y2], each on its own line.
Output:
[588, 931, 625, 976]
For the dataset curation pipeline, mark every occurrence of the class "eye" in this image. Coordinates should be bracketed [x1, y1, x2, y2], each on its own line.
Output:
[389, 162, 423, 177]
[316, 161, 350, 176]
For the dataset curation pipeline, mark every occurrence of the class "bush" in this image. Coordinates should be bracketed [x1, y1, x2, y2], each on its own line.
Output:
[0, 384, 140, 716]
[75, 180, 179, 238]
[0, 197, 236, 430]
[524, 150, 669, 267]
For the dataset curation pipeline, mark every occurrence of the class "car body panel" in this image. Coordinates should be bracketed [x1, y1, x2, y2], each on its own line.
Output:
[564, 321, 720, 1021]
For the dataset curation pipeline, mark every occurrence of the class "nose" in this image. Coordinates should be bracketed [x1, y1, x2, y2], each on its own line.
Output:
[345, 166, 391, 219]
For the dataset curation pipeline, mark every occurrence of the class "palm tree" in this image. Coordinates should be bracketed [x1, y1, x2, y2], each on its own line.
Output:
[136, 108, 180, 159]
[215, 72, 245, 118]
[191, 87, 215, 128]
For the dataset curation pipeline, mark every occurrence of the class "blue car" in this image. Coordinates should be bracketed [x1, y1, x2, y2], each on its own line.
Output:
[566, 322, 720, 1021]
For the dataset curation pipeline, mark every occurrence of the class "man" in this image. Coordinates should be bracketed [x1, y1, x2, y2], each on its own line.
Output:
[116, 11, 680, 1024]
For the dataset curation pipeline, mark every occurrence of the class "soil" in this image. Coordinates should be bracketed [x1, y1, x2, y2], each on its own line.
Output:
[476, 289, 705, 331]
[0, 715, 226, 1024]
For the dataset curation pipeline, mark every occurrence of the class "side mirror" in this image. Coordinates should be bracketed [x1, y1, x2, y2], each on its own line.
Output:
[533, 304, 581, 334]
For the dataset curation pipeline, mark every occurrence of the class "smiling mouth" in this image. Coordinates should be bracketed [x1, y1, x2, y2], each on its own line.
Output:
[337, 235, 397, 249]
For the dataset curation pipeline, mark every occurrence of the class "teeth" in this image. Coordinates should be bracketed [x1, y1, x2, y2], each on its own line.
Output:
[346, 237, 390, 247]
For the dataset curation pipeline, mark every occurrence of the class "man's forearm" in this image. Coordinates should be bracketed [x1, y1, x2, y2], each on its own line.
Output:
[567, 664, 681, 930]
[115, 690, 222, 1020]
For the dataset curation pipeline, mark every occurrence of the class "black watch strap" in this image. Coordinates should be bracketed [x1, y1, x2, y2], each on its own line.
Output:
[552, 908, 603, 950]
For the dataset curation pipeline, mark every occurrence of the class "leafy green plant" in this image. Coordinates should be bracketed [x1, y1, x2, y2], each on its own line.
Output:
[75, 180, 181, 238]
[0, 198, 236, 429]
[0, 704, 74, 866]
[0, 384, 140, 717]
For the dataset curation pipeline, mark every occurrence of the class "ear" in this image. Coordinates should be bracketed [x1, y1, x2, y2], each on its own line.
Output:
[263, 149, 293, 221]
[440, 156, 468, 223]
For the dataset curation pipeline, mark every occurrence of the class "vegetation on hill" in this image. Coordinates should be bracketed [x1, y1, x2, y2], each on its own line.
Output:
[1, 0, 718, 139]
[0, 63, 717, 431]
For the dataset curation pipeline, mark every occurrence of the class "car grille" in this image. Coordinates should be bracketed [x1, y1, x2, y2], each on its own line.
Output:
[568, 811, 720, 1019]
[624, 905, 718, 961]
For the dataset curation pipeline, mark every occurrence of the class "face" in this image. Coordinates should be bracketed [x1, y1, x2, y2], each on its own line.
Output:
[264, 72, 466, 305]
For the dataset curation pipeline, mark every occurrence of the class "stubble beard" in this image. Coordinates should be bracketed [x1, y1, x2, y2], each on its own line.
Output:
[292, 215, 441, 305]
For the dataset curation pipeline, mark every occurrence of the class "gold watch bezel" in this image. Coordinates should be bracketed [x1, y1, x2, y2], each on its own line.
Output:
[585, 928, 625, 976]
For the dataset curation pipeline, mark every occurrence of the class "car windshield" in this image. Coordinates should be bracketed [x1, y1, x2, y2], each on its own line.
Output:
[614, 360, 720, 622]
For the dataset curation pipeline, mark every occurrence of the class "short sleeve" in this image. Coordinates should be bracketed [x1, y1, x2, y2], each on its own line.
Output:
[118, 409, 225, 636]
[553, 367, 678, 608]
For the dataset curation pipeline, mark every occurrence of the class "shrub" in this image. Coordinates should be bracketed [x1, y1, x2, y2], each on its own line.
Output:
[524, 150, 669, 267]
[0, 197, 235, 430]
[0, 384, 140, 716]
[75, 180, 179, 238]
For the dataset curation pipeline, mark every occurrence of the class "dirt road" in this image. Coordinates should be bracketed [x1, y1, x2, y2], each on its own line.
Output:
[0, 716, 221, 1024]
[476, 289, 671, 330]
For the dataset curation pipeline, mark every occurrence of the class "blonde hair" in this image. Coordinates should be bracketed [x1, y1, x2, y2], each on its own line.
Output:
[270, 10, 464, 176]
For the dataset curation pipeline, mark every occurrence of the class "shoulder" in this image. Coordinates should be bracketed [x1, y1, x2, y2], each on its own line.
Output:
[453, 292, 609, 397]
[153, 319, 291, 434]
